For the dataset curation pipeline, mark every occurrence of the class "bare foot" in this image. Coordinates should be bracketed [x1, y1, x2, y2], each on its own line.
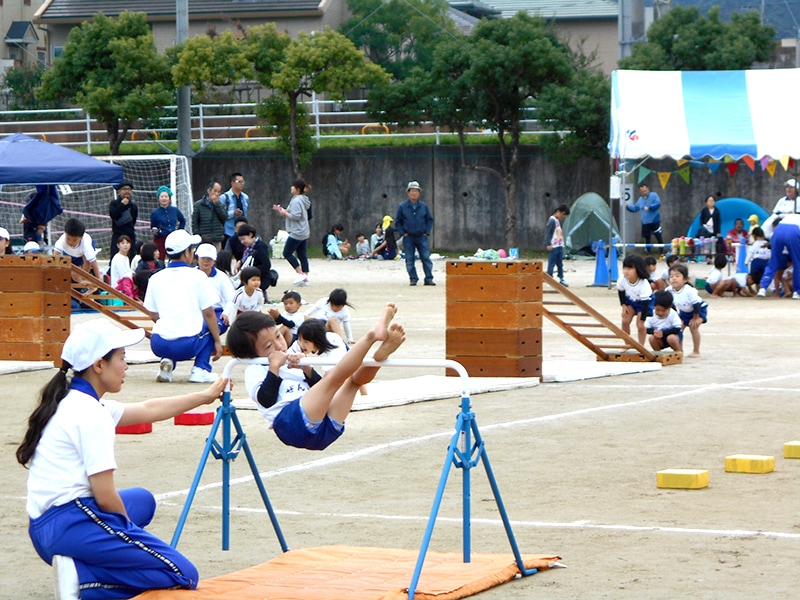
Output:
[368, 303, 397, 343]
[373, 323, 406, 361]
[688, 352, 701, 358]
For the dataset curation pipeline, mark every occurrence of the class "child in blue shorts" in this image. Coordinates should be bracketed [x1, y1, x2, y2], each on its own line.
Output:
[666, 262, 708, 358]
[644, 290, 683, 352]
[226, 303, 405, 451]
[617, 254, 655, 345]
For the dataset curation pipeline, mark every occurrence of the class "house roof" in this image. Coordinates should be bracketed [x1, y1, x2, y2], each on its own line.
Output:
[35, 0, 324, 22]
[483, 0, 618, 21]
[449, 1, 502, 19]
[5, 21, 39, 44]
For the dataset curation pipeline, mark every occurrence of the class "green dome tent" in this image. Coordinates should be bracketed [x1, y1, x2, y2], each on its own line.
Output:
[563, 192, 620, 257]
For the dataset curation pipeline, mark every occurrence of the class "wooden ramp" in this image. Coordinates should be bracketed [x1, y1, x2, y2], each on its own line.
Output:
[542, 273, 681, 365]
[71, 265, 154, 336]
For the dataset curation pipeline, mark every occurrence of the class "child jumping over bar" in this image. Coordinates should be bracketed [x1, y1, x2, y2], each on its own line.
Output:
[226, 303, 405, 451]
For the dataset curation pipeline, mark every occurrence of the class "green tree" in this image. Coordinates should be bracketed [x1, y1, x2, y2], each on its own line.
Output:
[619, 6, 776, 70]
[36, 12, 173, 154]
[246, 26, 390, 177]
[2, 64, 47, 111]
[171, 29, 252, 103]
[340, 0, 457, 80]
[369, 12, 573, 247]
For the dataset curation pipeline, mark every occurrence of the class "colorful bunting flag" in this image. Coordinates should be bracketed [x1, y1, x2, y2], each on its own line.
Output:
[657, 171, 672, 188]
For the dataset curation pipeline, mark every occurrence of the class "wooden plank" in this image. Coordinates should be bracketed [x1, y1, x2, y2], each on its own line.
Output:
[445, 328, 541, 357]
[445, 355, 542, 378]
[446, 301, 542, 329]
[446, 273, 542, 302]
[0, 342, 61, 361]
[0, 317, 69, 343]
[446, 260, 542, 276]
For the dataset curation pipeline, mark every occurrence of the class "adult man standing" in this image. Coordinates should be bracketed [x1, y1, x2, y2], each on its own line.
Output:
[108, 181, 138, 259]
[220, 172, 249, 243]
[144, 229, 222, 384]
[395, 181, 434, 286]
[626, 181, 663, 250]
[192, 179, 226, 250]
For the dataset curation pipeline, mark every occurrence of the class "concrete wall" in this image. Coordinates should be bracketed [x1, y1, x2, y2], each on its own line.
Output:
[191, 147, 790, 253]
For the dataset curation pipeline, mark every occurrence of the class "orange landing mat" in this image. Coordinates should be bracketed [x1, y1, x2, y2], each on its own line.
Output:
[136, 545, 561, 600]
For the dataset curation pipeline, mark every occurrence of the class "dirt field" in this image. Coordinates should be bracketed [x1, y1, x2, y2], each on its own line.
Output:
[2, 255, 800, 599]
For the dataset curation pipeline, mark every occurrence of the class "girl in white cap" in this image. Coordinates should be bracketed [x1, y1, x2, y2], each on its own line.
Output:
[0, 226, 12, 255]
[16, 318, 227, 599]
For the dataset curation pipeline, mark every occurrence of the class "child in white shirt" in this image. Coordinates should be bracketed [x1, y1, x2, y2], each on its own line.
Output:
[223, 266, 264, 325]
[644, 290, 682, 352]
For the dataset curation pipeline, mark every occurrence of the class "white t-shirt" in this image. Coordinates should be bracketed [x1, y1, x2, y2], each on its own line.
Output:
[666, 284, 702, 314]
[746, 239, 771, 264]
[200, 267, 235, 311]
[617, 277, 653, 303]
[244, 363, 310, 428]
[281, 311, 305, 337]
[26, 387, 124, 518]
[644, 309, 681, 333]
[144, 263, 220, 339]
[54, 232, 98, 263]
[706, 267, 723, 287]
[109, 253, 132, 288]
[290, 331, 348, 373]
[223, 288, 264, 323]
[306, 298, 353, 341]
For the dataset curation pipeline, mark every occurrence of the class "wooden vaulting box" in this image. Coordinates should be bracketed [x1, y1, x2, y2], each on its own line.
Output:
[445, 261, 543, 378]
[0, 255, 71, 361]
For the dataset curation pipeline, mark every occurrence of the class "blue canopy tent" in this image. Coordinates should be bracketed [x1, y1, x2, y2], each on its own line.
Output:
[0, 133, 123, 184]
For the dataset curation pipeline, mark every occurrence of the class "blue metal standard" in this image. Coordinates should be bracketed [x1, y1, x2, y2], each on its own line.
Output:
[170, 360, 289, 552]
[169, 357, 537, 598]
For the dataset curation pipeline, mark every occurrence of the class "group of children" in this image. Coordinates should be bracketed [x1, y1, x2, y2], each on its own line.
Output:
[325, 215, 399, 261]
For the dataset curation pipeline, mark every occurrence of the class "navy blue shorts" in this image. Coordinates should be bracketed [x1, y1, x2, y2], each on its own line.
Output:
[272, 398, 344, 451]
[653, 330, 682, 350]
[679, 304, 708, 326]
[625, 297, 654, 318]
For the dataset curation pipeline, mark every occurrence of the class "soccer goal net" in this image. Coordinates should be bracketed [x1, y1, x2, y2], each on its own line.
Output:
[0, 154, 193, 258]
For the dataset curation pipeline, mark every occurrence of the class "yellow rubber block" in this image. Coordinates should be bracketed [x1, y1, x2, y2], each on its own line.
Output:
[785, 441, 800, 459]
[656, 469, 709, 489]
[725, 454, 775, 474]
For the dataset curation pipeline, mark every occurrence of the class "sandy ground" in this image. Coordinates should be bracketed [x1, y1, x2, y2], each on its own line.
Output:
[3, 254, 800, 599]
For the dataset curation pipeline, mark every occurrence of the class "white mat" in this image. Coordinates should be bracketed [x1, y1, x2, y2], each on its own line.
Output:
[0, 361, 53, 375]
[543, 360, 661, 383]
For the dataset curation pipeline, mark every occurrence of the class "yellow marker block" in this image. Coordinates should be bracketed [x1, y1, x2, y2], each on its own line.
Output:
[784, 442, 800, 459]
[656, 469, 709, 489]
[724, 454, 775, 474]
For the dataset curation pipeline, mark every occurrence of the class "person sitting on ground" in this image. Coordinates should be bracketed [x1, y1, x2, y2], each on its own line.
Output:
[305, 288, 354, 344]
[705, 254, 750, 297]
[666, 263, 708, 358]
[225, 303, 405, 451]
[370, 216, 398, 260]
[644, 290, 683, 352]
[324, 224, 351, 259]
[370, 223, 384, 257]
[223, 266, 264, 326]
[224, 217, 248, 263]
[16, 318, 227, 599]
[268, 289, 306, 347]
[133, 242, 165, 300]
[355, 233, 370, 258]
[143, 230, 223, 384]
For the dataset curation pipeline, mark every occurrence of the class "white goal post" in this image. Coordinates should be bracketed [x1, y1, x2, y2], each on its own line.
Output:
[0, 154, 193, 257]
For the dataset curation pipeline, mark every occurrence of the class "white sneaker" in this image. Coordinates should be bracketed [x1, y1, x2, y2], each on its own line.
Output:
[188, 367, 218, 383]
[53, 555, 79, 600]
[292, 274, 307, 285]
[156, 358, 173, 383]
[757, 288, 766, 298]
[793, 292, 800, 300]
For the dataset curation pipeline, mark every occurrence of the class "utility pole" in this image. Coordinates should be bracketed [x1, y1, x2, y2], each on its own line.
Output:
[619, 0, 645, 59]
[176, 0, 192, 157]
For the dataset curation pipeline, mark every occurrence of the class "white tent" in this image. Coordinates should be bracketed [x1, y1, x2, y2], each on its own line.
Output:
[609, 68, 800, 160]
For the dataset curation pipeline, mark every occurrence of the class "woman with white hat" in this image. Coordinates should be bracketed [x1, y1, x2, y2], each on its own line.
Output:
[16, 318, 227, 599]
[0, 226, 12, 255]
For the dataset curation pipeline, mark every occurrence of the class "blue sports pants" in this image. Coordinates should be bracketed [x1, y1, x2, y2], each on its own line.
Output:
[150, 322, 214, 372]
[29, 488, 198, 599]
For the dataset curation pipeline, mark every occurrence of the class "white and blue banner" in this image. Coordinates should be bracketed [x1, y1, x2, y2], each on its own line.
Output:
[609, 69, 800, 160]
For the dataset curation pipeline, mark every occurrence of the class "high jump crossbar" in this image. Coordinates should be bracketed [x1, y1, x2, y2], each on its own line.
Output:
[171, 357, 538, 599]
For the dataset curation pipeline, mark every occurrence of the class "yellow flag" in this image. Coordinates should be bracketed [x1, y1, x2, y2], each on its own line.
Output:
[657, 171, 672, 188]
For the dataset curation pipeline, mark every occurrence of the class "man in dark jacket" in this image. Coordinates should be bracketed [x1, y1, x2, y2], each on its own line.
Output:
[395, 180, 434, 286]
[192, 180, 227, 250]
[108, 181, 138, 259]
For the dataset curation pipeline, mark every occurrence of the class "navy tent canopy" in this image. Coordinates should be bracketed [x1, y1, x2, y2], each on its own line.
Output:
[0, 133, 123, 185]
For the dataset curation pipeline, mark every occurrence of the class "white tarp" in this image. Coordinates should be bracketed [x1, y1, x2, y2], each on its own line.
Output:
[609, 69, 800, 160]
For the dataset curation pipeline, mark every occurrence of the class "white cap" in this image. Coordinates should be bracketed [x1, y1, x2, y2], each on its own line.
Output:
[196, 243, 217, 260]
[61, 319, 145, 372]
[785, 178, 798, 189]
[165, 230, 202, 255]
[23, 241, 41, 253]
[407, 180, 421, 191]
[0, 227, 9, 240]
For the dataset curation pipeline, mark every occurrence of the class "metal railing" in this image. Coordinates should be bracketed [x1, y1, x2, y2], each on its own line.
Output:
[0, 97, 562, 153]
